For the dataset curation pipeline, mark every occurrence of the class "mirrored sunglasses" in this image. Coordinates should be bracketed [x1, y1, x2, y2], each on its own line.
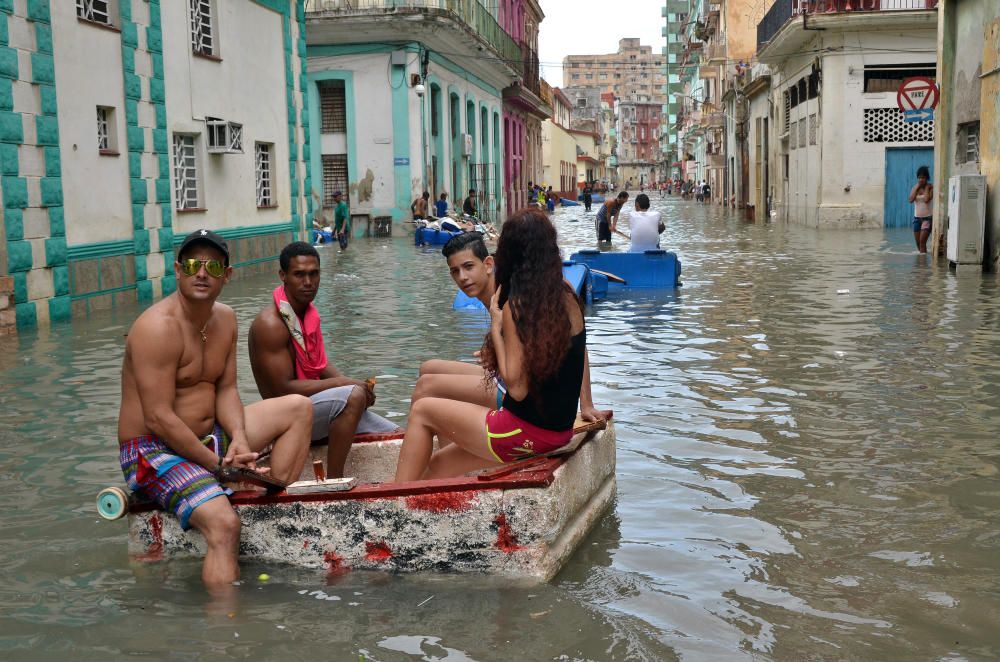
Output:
[179, 258, 226, 278]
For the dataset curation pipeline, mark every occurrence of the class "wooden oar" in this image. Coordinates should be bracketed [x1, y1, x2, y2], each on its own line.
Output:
[613, 228, 631, 240]
[590, 268, 626, 285]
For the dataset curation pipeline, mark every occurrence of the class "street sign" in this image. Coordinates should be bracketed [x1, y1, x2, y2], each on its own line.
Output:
[903, 109, 934, 123]
[897, 77, 939, 112]
[393, 157, 409, 166]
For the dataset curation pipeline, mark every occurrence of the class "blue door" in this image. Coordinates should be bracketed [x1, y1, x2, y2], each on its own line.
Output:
[884, 147, 934, 229]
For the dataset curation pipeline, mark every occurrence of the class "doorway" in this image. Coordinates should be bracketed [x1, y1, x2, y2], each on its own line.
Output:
[884, 147, 934, 229]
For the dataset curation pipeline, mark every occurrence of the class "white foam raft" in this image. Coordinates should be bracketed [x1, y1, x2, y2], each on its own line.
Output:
[122, 420, 616, 582]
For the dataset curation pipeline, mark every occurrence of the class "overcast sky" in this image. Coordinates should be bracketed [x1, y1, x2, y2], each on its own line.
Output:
[537, 0, 664, 86]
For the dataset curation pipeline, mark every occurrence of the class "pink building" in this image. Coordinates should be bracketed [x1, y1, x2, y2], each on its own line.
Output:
[500, 0, 551, 215]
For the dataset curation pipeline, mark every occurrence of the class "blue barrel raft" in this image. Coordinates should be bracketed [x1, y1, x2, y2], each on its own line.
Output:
[415, 227, 464, 246]
[453, 262, 604, 309]
[568, 249, 681, 288]
[560, 198, 580, 206]
[312, 229, 334, 244]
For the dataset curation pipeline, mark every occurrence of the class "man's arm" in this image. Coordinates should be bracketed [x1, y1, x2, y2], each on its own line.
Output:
[214, 307, 258, 469]
[249, 312, 369, 398]
[129, 318, 220, 471]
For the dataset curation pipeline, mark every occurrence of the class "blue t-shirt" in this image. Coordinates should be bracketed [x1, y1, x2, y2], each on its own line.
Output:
[434, 200, 448, 217]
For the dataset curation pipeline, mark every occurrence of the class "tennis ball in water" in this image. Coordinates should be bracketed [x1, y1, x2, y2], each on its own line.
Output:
[258, 573, 270, 581]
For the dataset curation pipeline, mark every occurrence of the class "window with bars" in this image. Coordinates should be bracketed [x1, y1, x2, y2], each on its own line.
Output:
[255, 143, 273, 207]
[957, 122, 980, 164]
[808, 114, 817, 145]
[322, 154, 348, 208]
[173, 134, 200, 210]
[190, 0, 214, 57]
[318, 80, 347, 133]
[77, 0, 115, 26]
[97, 106, 112, 151]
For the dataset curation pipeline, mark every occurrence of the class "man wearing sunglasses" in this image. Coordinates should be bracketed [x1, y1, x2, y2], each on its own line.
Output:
[248, 242, 400, 480]
[118, 229, 313, 589]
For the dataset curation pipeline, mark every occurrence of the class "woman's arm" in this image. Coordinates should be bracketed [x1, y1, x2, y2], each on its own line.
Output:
[489, 288, 527, 400]
[908, 184, 919, 203]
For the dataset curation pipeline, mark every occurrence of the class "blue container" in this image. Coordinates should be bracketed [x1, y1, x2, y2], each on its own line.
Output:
[415, 227, 463, 246]
[312, 229, 334, 244]
[452, 263, 602, 309]
[560, 198, 580, 206]
[568, 249, 682, 288]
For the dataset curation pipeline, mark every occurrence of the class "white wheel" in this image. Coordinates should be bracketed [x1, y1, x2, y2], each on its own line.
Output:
[96, 486, 129, 520]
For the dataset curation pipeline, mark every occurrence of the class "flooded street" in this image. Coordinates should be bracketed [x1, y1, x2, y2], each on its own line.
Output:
[1, 196, 998, 660]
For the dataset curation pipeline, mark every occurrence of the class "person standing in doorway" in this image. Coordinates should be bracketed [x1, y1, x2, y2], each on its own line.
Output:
[332, 191, 350, 250]
[909, 165, 933, 254]
[463, 189, 478, 218]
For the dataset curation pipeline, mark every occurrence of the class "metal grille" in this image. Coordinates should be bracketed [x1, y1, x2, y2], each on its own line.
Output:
[255, 143, 272, 207]
[960, 122, 980, 163]
[322, 154, 348, 208]
[77, 0, 111, 25]
[97, 107, 109, 150]
[798, 118, 807, 149]
[318, 81, 346, 133]
[469, 163, 497, 225]
[173, 134, 199, 210]
[809, 113, 817, 146]
[190, 0, 214, 56]
[783, 91, 790, 134]
[863, 107, 934, 143]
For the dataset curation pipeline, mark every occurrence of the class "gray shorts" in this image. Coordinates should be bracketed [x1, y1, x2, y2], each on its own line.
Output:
[309, 385, 401, 441]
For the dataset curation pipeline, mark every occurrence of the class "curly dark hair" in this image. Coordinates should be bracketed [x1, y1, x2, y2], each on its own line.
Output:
[480, 208, 580, 402]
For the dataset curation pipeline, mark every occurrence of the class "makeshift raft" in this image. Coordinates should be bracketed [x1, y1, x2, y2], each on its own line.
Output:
[109, 421, 616, 582]
[569, 249, 682, 288]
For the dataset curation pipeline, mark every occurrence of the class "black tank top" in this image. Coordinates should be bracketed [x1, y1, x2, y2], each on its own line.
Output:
[502, 328, 586, 431]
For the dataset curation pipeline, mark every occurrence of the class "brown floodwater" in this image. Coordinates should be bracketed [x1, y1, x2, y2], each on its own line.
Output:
[0, 196, 997, 660]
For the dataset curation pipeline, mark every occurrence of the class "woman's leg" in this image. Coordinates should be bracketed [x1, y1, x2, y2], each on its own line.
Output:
[918, 229, 931, 253]
[394, 397, 493, 482]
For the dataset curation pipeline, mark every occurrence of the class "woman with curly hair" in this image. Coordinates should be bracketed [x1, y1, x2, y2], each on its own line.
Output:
[394, 208, 587, 481]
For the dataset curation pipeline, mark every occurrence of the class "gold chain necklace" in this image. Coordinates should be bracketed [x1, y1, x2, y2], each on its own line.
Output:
[199, 321, 208, 343]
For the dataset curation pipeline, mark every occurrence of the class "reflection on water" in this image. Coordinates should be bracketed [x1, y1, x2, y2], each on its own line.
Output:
[1, 197, 998, 660]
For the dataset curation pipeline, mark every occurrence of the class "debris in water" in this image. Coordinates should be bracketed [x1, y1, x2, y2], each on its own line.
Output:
[417, 595, 435, 607]
[837, 289, 850, 295]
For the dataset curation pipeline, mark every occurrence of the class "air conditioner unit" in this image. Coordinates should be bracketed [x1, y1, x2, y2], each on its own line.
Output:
[206, 118, 244, 154]
[946, 174, 986, 265]
[462, 133, 474, 156]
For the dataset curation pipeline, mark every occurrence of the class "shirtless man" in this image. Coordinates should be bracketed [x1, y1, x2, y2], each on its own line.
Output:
[248, 242, 400, 478]
[412, 232, 606, 423]
[118, 229, 312, 588]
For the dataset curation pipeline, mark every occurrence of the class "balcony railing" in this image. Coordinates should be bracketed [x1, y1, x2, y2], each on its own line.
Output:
[305, 0, 522, 74]
[522, 44, 539, 95]
[757, 0, 937, 51]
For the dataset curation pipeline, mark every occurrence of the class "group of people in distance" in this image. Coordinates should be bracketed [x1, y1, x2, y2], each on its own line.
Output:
[116, 209, 608, 588]
[412, 189, 479, 221]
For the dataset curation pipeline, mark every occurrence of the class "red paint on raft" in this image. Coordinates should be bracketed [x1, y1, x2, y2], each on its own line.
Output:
[405, 490, 476, 512]
[365, 541, 393, 562]
[494, 513, 523, 553]
[131, 513, 164, 561]
[324, 550, 348, 575]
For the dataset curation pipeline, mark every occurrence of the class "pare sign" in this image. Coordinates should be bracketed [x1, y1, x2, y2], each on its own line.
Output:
[897, 77, 939, 112]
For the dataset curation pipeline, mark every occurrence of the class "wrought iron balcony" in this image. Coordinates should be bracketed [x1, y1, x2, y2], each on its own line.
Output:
[305, 0, 522, 75]
[757, 0, 937, 52]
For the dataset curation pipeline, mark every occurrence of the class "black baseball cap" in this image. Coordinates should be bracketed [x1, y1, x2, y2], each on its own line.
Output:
[178, 229, 230, 265]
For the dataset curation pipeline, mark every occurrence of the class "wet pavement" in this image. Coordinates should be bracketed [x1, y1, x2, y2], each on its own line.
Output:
[0, 195, 998, 660]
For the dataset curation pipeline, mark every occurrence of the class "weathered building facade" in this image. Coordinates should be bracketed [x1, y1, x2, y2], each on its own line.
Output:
[563, 38, 667, 103]
[1, 0, 309, 331]
[932, 0, 998, 268]
[756, 1, 937, 228]
[305, 0, 523, 226]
